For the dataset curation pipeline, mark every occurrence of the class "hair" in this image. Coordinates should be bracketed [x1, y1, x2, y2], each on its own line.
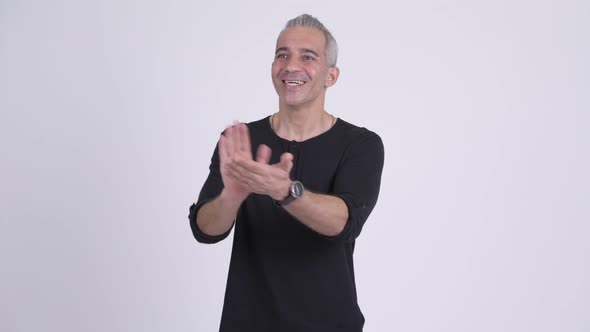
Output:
[284, 14, 339, 67]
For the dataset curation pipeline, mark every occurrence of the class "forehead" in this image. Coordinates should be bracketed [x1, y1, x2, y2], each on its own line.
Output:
[275, 27, 326, 53]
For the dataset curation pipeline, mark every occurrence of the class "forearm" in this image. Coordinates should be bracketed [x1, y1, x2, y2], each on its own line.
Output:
[196, 190, 246, 236]
[282, 191, 349, 237]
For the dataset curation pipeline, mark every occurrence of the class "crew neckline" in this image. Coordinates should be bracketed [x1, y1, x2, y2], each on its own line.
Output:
[265, 115, 340, 144]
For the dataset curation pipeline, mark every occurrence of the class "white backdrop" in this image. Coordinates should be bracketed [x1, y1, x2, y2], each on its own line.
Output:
[1, 0, 589, 331]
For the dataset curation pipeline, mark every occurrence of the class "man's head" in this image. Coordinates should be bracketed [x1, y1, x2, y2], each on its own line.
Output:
[284, 14, 339, 68]
[272, 14, 340, 111]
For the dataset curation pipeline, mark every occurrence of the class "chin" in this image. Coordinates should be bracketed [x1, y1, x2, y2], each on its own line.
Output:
[281, 97, 306, 108]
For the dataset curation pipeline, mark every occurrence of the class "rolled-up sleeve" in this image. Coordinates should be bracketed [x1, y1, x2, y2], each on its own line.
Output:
[188, 144, 233, 244]
[329, 132, 384, 242]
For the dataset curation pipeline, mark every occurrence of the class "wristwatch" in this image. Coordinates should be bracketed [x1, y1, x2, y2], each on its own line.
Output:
[276, 180, 304, 206]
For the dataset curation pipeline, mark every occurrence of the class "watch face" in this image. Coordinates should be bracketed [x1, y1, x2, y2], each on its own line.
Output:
[292, 181, 304, 198]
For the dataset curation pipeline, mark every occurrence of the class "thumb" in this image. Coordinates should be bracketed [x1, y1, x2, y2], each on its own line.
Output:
[275, 152, 294, 173]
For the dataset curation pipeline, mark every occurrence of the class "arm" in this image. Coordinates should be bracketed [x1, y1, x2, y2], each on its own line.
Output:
[195, 189, 245, 237]
[228, 157, 348, 236]
[194, 124, 250, 237]
[195, 123, 293, 237]
[226, 129, 384, 240]
[281, 191, 349, 237]
[279, 132, 384, 239]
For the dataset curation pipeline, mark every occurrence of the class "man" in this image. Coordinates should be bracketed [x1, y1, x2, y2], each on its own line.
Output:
[189, 14, 384, 332]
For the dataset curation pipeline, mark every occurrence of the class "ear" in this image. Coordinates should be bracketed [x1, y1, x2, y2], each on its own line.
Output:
[325, 66, 340, 88]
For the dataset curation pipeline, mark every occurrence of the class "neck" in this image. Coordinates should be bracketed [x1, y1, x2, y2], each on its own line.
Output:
[271, 107, 336, 142]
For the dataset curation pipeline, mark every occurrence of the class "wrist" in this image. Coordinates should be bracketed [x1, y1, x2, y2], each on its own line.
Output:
[275, 180, 304, 206]
[219, 188, 249, 205]
[274, 179, 293, 201]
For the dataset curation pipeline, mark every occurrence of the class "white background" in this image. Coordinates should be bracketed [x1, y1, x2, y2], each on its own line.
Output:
[1, 0, 589, 331]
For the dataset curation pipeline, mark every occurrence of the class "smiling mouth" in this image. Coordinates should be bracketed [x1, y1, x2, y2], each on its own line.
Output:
[282, 80, 306, 86]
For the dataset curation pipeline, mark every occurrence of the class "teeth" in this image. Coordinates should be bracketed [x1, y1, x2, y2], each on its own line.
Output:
[285, 80, 305, 86]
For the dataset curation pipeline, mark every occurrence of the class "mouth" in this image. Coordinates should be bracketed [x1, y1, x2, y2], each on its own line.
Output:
[282, 80, 306, 86]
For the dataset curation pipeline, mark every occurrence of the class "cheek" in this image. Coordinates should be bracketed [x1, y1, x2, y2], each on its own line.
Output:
[271, 68, 279, 79]
[271, 61, 283, 75]
[304, 64, 323, 77]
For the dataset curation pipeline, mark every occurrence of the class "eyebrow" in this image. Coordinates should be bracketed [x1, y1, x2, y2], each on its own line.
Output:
[275, 47, 320, 58]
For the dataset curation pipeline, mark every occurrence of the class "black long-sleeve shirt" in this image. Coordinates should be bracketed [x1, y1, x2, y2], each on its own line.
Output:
[189, 116, 384, 332]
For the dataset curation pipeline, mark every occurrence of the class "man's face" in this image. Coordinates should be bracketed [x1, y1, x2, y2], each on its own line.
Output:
[271, 26, 338, 110]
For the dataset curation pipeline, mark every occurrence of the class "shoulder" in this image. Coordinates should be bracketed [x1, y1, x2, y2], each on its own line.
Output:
[245, 117, 270, 130]
[333, 119, 384, 171]
[243, 116, 272, 140]
[334, 118, 383, 148]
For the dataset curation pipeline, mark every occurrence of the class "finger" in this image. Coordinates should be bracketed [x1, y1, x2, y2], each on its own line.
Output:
[232, 159, 273, 183]
[256, 144, 272, 164]
[227, 161, 260, 190]
[234, 158, 268, 177]
[230, 124, 241, 156]
[218, 134, 230, 162]
[237, 123, 252, 156]
[280, 152, 294, 163]
[223, 125, 236, 156]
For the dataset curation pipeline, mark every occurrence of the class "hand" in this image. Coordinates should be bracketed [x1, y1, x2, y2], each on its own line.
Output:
[219, 123, 294, 201]
[218, 122, 253, 202]
[218, 122, 294, 201]
[255, 144, 294, 173]
[228, 147, 294, 200]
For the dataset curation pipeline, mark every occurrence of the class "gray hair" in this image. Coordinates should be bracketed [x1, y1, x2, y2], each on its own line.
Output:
[284, 14, 339, 67]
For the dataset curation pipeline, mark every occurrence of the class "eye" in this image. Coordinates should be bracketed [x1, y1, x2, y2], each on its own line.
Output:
[303, 55, 315, 61]
[276, 53, 287, 59]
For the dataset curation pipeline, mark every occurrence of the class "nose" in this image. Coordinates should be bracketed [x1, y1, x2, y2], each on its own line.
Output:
[285, 56, 302, 72]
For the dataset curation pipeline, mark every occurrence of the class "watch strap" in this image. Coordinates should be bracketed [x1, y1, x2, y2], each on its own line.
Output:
[275, 180, 303, 206]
